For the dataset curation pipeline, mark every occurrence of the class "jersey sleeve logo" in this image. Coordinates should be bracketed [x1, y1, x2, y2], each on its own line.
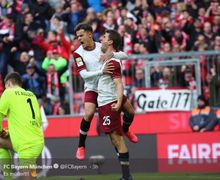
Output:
[76, 57, 84, 67]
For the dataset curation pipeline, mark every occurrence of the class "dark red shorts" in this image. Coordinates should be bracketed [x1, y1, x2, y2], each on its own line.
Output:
[84, 91, 98, 105]
[98, 101, 123, 135]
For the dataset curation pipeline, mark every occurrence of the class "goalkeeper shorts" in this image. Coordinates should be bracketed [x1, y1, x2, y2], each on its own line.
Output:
[17, 143, 44, 168]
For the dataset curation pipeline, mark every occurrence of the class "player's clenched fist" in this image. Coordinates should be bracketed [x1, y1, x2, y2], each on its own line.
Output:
[0, 128, 9, 138]
[111, 103, 121, 112]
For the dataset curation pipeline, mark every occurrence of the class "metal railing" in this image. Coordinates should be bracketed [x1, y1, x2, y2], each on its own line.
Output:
[129, 50, 220, 60]
[144, 58, 201, 94]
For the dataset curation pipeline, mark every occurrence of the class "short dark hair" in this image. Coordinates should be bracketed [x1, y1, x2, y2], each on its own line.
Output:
[105, 29, 121, 50]
[4, 72, 22, 87]
[197, 95, 208, 105]
[74, 23, 93, 34]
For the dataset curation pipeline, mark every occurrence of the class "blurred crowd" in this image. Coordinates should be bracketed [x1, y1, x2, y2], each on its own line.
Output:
[0, 0, 220, 115]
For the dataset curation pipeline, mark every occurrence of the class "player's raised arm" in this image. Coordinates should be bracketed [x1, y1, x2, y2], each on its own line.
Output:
[100, 51, 128, 62]
[113, 51, 128, 60]
[79, 69, 102, 79]
[73, 52, 114, 79]
[79, 63, 114, 79]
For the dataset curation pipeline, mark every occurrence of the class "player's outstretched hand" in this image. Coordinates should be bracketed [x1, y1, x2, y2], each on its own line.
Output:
[102, 62, 114, 75]
[111, 103, 120, 112]
[0, 128, 9, 139]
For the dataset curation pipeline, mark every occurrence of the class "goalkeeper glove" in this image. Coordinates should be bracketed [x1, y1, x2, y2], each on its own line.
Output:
[0, 128, 9, 138]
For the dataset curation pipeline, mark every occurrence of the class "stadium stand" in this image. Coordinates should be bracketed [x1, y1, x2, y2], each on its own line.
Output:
[0, 0, 220, 116]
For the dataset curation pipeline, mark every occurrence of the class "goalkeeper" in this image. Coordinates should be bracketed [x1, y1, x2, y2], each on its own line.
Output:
[0, 72, 44, 180]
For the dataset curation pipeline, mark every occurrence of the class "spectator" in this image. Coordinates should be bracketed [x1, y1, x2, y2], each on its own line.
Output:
[53, 100, 70, 115]
[132, 68, 145, 88]
[193, 34, 208, 51]
[47, 0, 61, 9]
[57, 105, 66, 115]
[91, 19, 101, 41]
[205, 0, 220, 17]
[161, 17, 173, 44]
[203, 21, 214, 48]
[9, 51, 30, 75]
[189, 95, 217, 132]
[102, 8, 117, 30]
[133, 43, 141, 54]
[139, 42, 149, 54]
[160, 42, 172, 53]
[212, 14, 220, 35]
[117, 7, 137, 26]
[158, 67, 175, 88]
[186, 18, 202, 49]
[42, 48, 68, 101]
[0, 0, 12, 17]
[14, 12, 39, 51]
[171, 28, 189, 51]
[83, 7, 97, 24]
[181, 68, 197, 90]
[35, 29, 69, 60]
[212, 35, 220, 49]
[130, 0, 146, 24]
[22, 63, 45, 100]
[61, 1, 86, 34]
[205, 66, 220, 106]
[50, 15, 67, 34]
[133, 24, 149, 44]
[41, 48, 67, 73]
[43, 47, 68, 99]
[172, 44, 181, 53]
[0, 14, 14, 79]
[87, 0, 104, 13]
[185, 0, 198, 19]
[45, 64, 60, 112]
[150, 66, 162, 87]
[41, 96, 53, 115]
[57, 29, 84, 93]
[28, 0, 54, 29]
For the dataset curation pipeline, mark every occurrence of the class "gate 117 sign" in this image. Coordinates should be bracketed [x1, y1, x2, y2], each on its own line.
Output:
[135, 89, 192, 112]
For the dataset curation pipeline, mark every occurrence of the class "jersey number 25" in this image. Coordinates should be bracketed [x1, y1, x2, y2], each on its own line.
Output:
[103, 116, 111, 126]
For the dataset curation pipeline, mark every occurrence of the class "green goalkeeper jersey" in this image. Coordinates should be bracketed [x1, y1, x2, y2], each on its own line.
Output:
[0, 87, 44, 152]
